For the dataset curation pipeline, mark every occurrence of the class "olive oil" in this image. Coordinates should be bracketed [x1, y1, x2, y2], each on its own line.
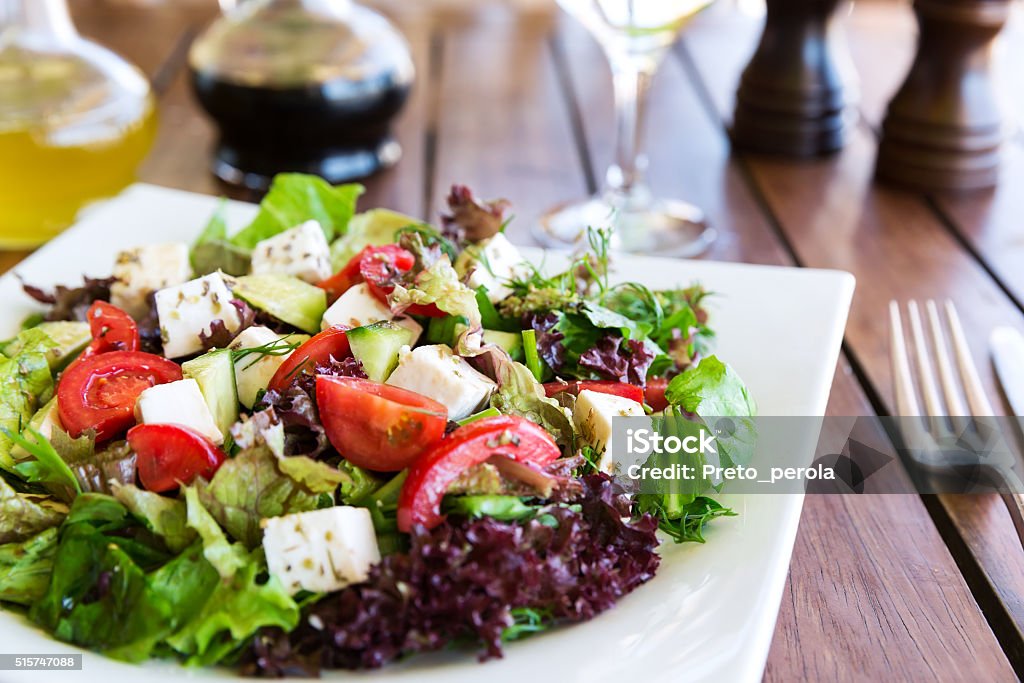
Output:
[0, 43, 157, 248]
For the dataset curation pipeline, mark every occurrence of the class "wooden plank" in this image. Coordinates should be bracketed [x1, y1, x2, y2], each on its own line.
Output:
[554, 9, 1015, 680]
[429, 6, 587, 243]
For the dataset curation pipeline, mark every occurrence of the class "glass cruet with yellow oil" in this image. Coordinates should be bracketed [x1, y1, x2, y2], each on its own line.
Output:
[0, 0, 157, 248]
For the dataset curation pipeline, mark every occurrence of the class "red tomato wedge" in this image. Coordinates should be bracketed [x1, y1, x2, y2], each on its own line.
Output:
[316, 375, 448, 472]
[542, 379, 644, 404]
[267, 325, 352, 393]
[58, 351, 182, 441]
[644, 377, 670, 412]
[83, 301, 140, 357]
[397, 415, 561, 532]
[128, 424, 227, 493]
[317, 247, 372, 304]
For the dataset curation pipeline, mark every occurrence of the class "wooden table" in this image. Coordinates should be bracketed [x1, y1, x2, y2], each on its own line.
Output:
[26, 0, 1024, 679]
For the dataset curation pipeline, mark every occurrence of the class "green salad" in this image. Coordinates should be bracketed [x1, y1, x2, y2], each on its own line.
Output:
[0, 175, 754, 676]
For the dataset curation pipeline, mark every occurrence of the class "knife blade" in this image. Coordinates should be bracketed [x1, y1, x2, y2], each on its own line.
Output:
[991, 327, 1024, 416]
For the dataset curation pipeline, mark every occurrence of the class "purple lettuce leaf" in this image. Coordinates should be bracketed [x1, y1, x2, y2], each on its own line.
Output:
[241, 474, 660, 676]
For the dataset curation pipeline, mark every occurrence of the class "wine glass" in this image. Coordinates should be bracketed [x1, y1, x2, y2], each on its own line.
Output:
[536, 0, 716, 256]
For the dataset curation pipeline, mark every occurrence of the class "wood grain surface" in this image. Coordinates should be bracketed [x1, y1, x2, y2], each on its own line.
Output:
[18, 0, 1023, 680]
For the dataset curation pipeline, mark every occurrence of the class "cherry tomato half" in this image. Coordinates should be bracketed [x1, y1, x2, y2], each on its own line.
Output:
[58, 351, 182, 441]
[397, 415, 561, 532]
[359, 245, 445, 318]
[317, 247, 373, 304]
[85, 301, 139, 356]
[543, 379, 644, 404]
[128, 424, 227, 493]
[268, 325, 352, 393]
[316, 375, 448, 472]
[644, 377, 670, 412]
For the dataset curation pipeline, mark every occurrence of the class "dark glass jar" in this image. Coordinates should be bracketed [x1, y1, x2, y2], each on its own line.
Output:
[189, 0, 414, 192]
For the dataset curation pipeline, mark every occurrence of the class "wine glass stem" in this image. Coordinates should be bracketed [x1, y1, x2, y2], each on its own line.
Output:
[608, 59, 655, 199]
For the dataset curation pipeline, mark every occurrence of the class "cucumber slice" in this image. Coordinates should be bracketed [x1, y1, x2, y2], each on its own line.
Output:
[233, 274, 327, 334]
[182, 348, 239, 435]
[482, 329, 523, 361]
[347, 321, 415, 382]
[2, 321, 91, 370]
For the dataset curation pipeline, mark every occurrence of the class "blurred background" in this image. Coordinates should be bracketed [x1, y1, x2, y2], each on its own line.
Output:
[4, 0, 1024, 251]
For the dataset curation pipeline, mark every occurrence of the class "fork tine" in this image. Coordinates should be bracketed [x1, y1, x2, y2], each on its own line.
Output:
[907, 301, 946, 417]
[943, 300, 995, 417]
[890, 301, 921, 416]
[926, 300, 968, 417]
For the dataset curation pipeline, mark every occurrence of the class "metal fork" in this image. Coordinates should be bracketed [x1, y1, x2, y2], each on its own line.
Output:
[889, 299, 1024, 546]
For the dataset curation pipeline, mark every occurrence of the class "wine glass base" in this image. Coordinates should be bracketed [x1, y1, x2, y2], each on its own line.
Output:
[534, 195, 716, 257]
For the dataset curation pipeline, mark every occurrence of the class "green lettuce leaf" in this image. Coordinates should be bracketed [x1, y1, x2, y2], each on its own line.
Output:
[389, 255, 483, 354]
[194, 446, 334, 548]
[112, 482, 196, 553]
[230, 174, 364, 249]
[0, 527, 58, 605]
[164, 548, 298, 666]
[30, 494, 218, 662]
[0, 350, 53, 468]
[0, 477, 67, 544]
[490, 359, 574, 448]
[190, 201, 252, 276]
[167, 489, 299, 665]
[665, 355, 756, 417]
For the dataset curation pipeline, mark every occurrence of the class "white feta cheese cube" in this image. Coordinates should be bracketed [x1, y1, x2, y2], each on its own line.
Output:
[458, 233, 529, 303]
[111, 243, 192, 319]
[135, 378, 224, 445]
[262, 506, 380, 594]
[385, 344, 496, 420]
[155, 272, 242, 359]
[250, 220, 332, 284]
[230, 326, 297, 409]
[320, 282, 422, 343]
[572, 389, 646, 473]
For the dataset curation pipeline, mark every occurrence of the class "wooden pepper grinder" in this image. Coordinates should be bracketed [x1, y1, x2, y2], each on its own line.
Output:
[732, 0, 855, 157]
[876, 0, 1011, 192]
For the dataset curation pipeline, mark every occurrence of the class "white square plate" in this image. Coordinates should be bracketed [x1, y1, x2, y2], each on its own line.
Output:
[0, 185, 854, 683]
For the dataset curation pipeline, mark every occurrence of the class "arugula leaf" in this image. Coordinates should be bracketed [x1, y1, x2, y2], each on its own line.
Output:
[0, 527, 58, 605]
[231, 175, 363, 249]
[640, 495, 736, 544]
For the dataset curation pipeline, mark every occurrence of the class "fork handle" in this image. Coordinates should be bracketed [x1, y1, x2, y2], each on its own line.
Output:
[1001, 493, 1024, 547]
[991, 465, 1024, 549]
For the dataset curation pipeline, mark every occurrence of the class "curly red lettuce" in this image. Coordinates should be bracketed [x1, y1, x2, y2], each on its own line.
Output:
[242, 474, 659, 676]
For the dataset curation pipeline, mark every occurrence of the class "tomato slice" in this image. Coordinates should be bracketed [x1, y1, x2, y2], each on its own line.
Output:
[128, 424, 227, 493]
[397, 415, 561, 532]
[58, 351, 183, 441]
[268, 325, 352, 393]
[317, 247, 372, 304]
[316, 375, 448, 472]
[542, 379, 644, 404]
[80, 301, 140, 359]
[644, 377, 670, 412]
